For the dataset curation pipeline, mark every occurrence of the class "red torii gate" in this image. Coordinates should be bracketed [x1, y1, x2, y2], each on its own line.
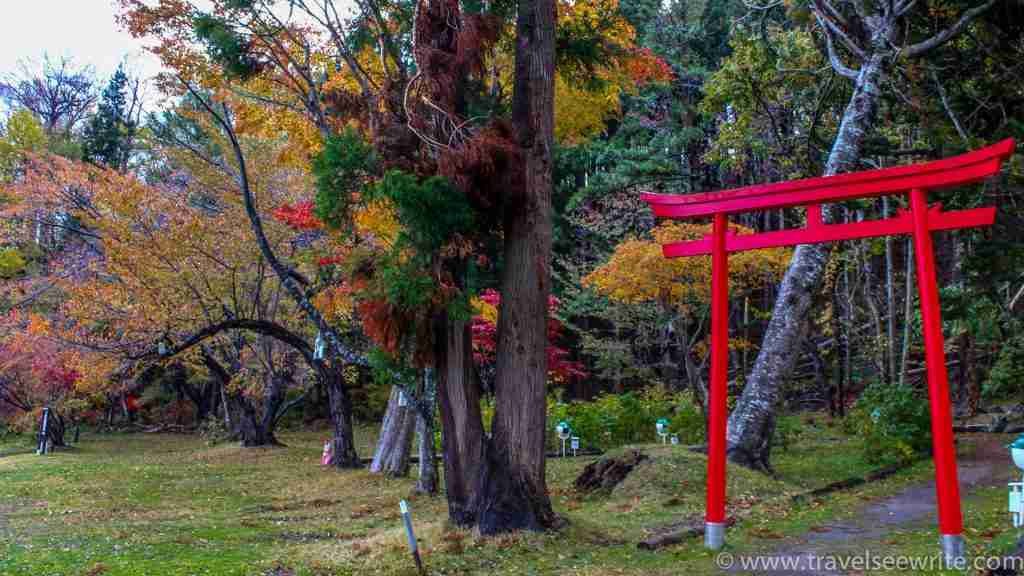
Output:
[641, 138, 1015, 560]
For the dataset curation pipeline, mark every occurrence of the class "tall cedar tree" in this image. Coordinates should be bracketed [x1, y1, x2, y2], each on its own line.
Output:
[82, 66, 135, 171]
[473, 0, 559, 533]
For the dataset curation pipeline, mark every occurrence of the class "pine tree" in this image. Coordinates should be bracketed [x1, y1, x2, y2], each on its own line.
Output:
[82, 65, 135, 171]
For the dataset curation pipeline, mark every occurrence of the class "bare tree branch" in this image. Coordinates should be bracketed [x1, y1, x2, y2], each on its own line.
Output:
[930, 68, 969, 142]
[903, 0, 998, 58]
[811, 1, 867, 61]
[817, 14, 861, 79]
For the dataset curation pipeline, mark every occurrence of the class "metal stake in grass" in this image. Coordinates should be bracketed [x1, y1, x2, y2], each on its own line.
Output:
[399, 500, 424, 574]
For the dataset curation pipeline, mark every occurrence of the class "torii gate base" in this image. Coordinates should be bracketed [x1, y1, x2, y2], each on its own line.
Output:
[642, 139, 1015, 564]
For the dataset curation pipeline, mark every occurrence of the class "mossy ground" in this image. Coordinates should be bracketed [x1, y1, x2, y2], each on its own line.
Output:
[0, 417, 1014, 575]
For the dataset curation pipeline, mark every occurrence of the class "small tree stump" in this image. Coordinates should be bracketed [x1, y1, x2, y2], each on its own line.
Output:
[574, 450, 648, 493]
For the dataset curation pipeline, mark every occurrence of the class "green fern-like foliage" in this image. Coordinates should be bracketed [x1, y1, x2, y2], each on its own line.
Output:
[312, 129, 377, 230]
[370, 170, 476, 255]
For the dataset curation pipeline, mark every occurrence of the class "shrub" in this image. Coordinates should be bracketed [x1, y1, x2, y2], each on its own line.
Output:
[543, 387, 706, 451]
[847, 382, 931, 465]
[0, 247, 26, 279]
[984, 333, 1024, 400]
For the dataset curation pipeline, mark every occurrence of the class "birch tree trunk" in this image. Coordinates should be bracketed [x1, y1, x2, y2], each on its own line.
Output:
[727, 53, 887, 470]
[369, 385, 417, 476]
[727, 0, 997, 468]
[899, 239, 916, 387]
[884, 196, 897, 385]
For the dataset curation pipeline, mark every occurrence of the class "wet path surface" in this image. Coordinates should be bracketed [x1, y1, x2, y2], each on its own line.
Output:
[729, 435, 1012, 575]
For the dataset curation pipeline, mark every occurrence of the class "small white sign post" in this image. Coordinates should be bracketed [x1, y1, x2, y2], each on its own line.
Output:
[656, 418, 669, 445]
[1009, 437, 1024, 527]
[570, 436, 580, 457]
[556, 422, 571, 457]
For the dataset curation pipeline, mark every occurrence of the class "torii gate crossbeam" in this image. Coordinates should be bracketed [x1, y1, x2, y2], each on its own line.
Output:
[641, 138, 1015, 563]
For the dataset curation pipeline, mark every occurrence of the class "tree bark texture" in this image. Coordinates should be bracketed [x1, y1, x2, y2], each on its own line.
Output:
[324, 362, 361, 469]
[435, 314, 483, 525]
[415, 369, 439, 495]
[473, 0, 559, 534]
[370, 385, 417, 476]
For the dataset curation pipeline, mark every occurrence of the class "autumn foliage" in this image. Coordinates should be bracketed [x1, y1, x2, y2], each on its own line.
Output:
[471, 289, 587, 384]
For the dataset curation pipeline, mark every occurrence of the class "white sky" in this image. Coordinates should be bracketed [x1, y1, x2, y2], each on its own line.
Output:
[0, 0, 167, 83]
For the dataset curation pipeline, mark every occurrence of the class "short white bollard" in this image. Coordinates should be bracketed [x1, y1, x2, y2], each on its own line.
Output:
[1010, 481, 1024, 528]
[320, 440, 333, 467]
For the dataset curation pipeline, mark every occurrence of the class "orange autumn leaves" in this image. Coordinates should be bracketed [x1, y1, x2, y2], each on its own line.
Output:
[585, 222, 792, 312]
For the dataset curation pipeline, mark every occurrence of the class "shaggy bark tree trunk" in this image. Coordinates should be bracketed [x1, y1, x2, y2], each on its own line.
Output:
[435, 314, 484, 524]
[370, 385, 417, 476]
[473, 0, 558, 534]
[727, 53, 887, 470]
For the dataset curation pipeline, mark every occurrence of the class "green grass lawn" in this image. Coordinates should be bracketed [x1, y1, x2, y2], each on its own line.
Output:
[0, 419, 990, 575]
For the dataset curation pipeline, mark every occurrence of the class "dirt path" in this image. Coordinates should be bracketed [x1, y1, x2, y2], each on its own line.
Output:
[730, 434, 1014, 575]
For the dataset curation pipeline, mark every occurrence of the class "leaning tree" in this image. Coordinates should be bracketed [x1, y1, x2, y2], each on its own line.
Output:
[726, 0, 1003, 470]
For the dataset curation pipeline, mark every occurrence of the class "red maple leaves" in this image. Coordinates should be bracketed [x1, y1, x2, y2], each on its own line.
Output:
[471, 289, 587, 384]
[272, 201, 323, 230]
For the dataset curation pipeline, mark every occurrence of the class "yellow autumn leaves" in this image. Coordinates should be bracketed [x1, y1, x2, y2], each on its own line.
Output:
[584, 221, 792, 311]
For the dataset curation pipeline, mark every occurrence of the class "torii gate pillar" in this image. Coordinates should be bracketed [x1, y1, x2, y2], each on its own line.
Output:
[642, 139, 1015, 563]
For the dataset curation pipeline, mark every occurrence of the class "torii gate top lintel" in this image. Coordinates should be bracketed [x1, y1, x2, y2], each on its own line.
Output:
[641, 138, 1014, 258]
[640, 138, 1016, 559]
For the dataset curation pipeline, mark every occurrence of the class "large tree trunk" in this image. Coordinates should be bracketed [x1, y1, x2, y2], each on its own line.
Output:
[324, 361, 361, 469]
[45, 411, 67, 448]
[473, 0, 558, 534]
[435, 314, 484, 525]
[726, 53, 887, 470]
[370, 385, 416, 476]
[230, 393, 276, 447]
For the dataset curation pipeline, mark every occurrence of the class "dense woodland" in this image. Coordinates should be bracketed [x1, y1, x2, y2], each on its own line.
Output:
[0, 0, 1022, 536]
